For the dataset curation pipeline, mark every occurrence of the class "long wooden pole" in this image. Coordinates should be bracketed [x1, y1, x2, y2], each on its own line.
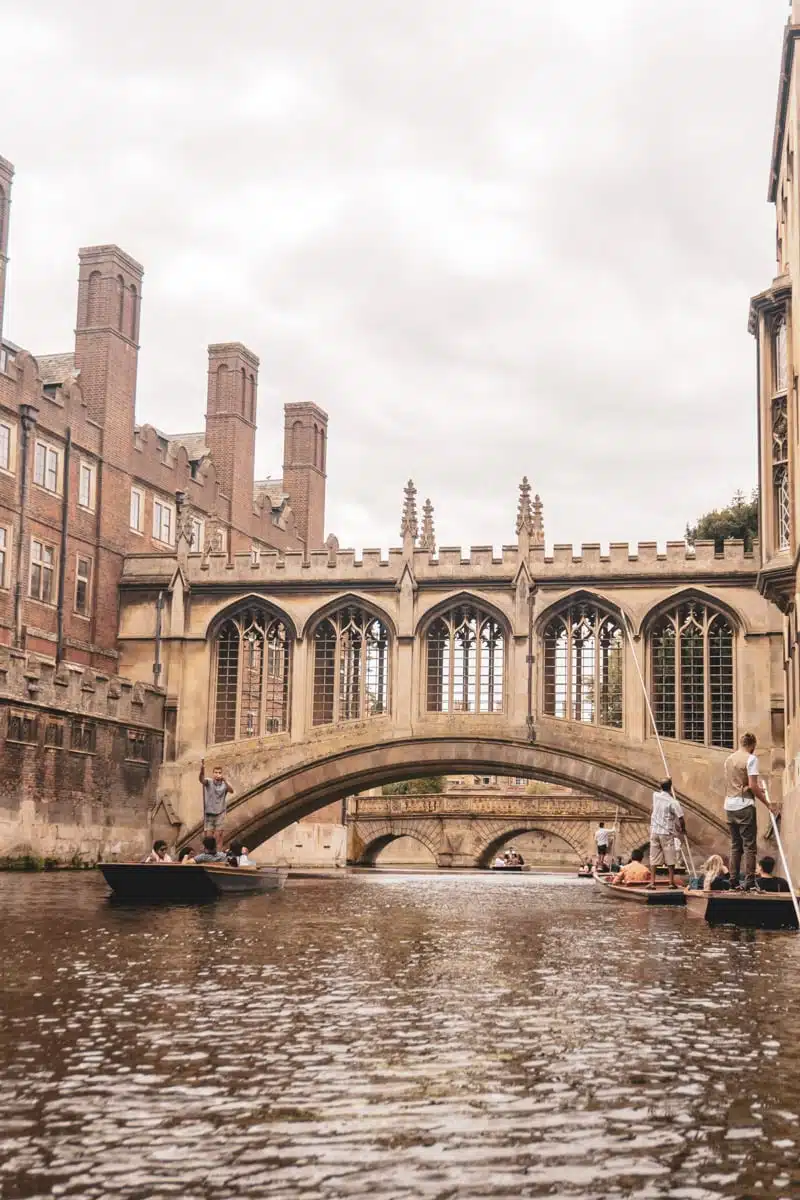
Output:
[764, 782, 800, 928]
[622, 615, 697, 878]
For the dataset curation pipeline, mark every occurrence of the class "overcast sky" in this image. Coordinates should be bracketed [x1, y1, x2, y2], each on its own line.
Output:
[0, 0, 788, 552]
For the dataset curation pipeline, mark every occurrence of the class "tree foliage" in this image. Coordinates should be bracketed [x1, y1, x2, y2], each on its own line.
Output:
[685, 490, 759, 552]
[382, 777, 445, 795]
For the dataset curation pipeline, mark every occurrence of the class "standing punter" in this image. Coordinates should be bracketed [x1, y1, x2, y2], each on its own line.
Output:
[648, 779, 685, 890]
[199, 759, 234, 846]
[723, 732, 771, 891]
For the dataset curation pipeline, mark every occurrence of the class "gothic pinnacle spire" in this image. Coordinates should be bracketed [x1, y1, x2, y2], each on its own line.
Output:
[532, 492, 544, 549]
[400, 478, 419, 541]
[419, 498, 436, 552]
[516, 477, 533, 536]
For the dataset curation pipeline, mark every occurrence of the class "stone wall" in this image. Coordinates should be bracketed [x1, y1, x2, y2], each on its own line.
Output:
[0, 648, 164, 863]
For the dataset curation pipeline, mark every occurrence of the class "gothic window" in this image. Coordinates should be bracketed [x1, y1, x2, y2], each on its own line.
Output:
[129, 285, 139, 340]
[773, 389, 790, 551]
[216, 363, 228, 406]
[292, 419, 303, 461]
[649, 601, 734, 750]
[542, 602, 623, 728]
[212, 605, 290, 743]
[312, 606, 389, 726]
[425, 604, 504, 714]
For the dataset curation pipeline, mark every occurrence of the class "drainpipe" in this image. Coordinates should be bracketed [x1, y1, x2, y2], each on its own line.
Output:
[153, 589, 164, 688]
[55, 425, 71, 664]
[13, 403, 38, 649]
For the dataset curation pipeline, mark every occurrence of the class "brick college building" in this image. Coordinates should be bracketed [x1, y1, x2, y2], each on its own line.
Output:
[0, 153, 329, 861]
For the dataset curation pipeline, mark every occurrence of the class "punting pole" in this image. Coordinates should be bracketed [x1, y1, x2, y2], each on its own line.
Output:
[622, 615, 697, 879]
[764, 782, 800, 929]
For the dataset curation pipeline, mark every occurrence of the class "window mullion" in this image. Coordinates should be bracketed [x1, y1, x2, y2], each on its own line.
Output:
[234, 625, 243, 742]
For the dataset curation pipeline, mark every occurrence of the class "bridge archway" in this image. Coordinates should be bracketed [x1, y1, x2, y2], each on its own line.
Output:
[178, 734, 726, 853]
[477, 824, 585, 869]
[357, 827, 440, 867]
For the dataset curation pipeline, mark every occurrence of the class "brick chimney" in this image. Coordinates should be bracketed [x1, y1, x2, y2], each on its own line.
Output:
[282, 401, 328, 549]
[204, 343, 258, 537]
[74, 245, 143, 469]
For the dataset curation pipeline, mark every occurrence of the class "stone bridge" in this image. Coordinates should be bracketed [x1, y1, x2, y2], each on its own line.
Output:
[116, 482, 783, 857]
[347, 792, 651, 868]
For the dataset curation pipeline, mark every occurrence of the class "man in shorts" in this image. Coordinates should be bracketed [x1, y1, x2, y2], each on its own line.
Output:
[594, 822, 611, 870]
[199, 759, 234, 846]
[724, 733, 771, 890]
[648, 778, 685, 890]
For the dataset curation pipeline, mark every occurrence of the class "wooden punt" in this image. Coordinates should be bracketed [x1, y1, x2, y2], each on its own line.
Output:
[593, 870, 686, 906]
[98, 862, 288, 902]
[577, 869, 594, 879]
[684, 888, 799, 929]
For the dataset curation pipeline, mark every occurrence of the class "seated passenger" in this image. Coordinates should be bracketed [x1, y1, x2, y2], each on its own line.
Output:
[611, 848, 651, 886]
[193, 836, 228, 864]
[177, 846, 196, 864]
[142, 840, 172, 863]
[701, 854, 731, 892]
[238, 844, 256, 867]
[493, 854, 506, 869]
[756, 855, 791, 893]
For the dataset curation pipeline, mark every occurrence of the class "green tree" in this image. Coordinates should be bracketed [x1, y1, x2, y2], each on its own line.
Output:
[685, 490, 759, 552]
[382, 777, 445, 795]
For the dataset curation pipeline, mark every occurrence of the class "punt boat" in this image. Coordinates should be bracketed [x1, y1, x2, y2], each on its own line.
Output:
[684, 889, 799, 929]
[593, 870, 686, 906]
[98, 861, 288, 902]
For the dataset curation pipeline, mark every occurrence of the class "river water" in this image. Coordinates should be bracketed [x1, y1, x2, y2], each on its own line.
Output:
[1, 871, 799, 1200]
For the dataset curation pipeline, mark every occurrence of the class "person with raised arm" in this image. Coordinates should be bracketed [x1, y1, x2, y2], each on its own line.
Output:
[199, 758, 234, 847]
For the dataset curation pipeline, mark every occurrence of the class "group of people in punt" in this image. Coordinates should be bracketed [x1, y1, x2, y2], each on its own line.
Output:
[601, 732, 791, 894]
[492, 849, 525, 869]
[142, 760, 256, 869]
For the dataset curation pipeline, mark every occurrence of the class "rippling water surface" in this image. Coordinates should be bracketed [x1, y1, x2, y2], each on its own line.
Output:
[2, 871, 800, 1199]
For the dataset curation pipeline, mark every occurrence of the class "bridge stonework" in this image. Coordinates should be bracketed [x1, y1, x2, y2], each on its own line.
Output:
[347, 792, 651, 868]
[117, 517, 783, 861]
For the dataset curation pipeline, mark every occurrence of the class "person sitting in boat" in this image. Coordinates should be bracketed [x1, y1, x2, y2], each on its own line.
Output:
[611, 848, 651, 886]
[193, 836, 228, 864]
[142, 840, 172, 863]
[226, 841, 256, 868]
[177, 846, 196, 864]
[492, 853, 506, 869]
[697, 854, 731, 892]
[756, 855, 791, 893]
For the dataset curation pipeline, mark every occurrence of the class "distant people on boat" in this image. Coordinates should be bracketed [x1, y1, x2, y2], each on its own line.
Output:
[177, 846, 196, 864]
[611, 848, 651, 886]
[756, 855, 791, 893]
[648, 778, 685, 891]
[493, 853, 506, 869]
[506, 850, 525, 868]
[724, 733, 772, 892]
[194, 836, 228, 864]
[594, 822, 612, 868]
[226, 841, 256, 868]
[199, 759, 235, 846]
[142, 840, 172, 863]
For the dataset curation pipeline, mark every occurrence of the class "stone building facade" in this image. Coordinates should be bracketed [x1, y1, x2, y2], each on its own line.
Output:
[0, 153, 328, 861]
[750, 5, 800, 877]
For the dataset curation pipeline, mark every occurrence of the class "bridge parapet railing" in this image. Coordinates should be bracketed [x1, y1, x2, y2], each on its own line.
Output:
[122, 537, 759, 587]
[351, 795, 623, 818]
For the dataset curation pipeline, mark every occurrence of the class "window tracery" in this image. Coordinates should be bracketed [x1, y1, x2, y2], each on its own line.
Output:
[212, 605, 290, 743]
[426, 604, 504, 714]
[312, 606, 389, 726]
[542, 602, 623, 728]
[650, 601, 734, 750]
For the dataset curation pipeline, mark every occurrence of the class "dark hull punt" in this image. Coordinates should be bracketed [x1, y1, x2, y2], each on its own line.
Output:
[685, 889, 799, 929]
[98, 862, 288, 902]
[593, 871, 686, 906]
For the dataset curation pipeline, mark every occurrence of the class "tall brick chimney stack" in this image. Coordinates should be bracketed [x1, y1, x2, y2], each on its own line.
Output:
[0, 156, 14, 349]
[282, 401, 328, 549]
[74, 245, 143, 469]
[204, 343, 258, 541]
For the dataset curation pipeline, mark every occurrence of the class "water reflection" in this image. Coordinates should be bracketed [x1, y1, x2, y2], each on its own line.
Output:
[1, 872, 799, 1198]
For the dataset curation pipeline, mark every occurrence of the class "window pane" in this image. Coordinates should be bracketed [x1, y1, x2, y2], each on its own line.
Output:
[0, 423, 9, 471]
[709, 616, 734, 749]
[651, 618, 677, 740]
[679, 608, 705, 744]
[543, 619, 567, 718]
[426, 619, 449, 713]
[313, 620, 336, 725]
[239, 625, 264, 738]
[214, 621, 239, 743]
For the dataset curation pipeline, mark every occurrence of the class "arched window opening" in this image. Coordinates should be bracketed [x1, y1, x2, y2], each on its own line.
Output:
[542, 602, 623, 728]
[240, 367, 247, 416]
[216, 363, 228, 407]
[87, 271, 102, 325]
[773, 312, 788, 395]
[312, 606, 389, 727]
[320, 427, 327, 472]
[129, 284, 139, 341]
[292, 419, 303, 461]
[116, 274, 125, 331]
[650, 601, 734, 750]
[212, 606, 290, 743]
[0, 186, 5, 249]
[248, 374, 256, 422]
[426, 604, 504, 714]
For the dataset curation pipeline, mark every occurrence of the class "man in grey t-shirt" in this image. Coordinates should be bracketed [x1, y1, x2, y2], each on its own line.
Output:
[199, 758, 234, 845]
